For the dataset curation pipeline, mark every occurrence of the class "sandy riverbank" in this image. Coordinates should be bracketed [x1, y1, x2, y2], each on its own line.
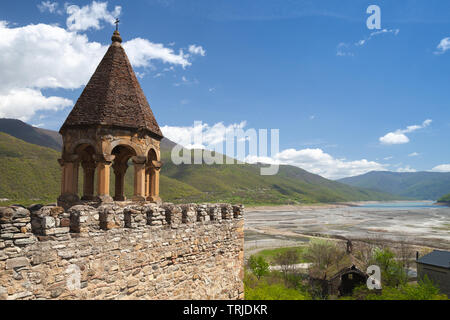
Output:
[245, 203, 356, 212]
[244, 203, 450, 252]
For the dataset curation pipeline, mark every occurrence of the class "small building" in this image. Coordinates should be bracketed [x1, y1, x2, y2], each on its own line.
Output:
[310, 265, 368, 297]
[416, 250, 450, 296]
[57, 29, 163, 209]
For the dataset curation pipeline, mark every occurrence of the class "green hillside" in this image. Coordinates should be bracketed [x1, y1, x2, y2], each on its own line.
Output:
[0, 130, 401, 206]
[0, 132, 61, 203]
[438, 193, 450, 203]
[0, 119, 62, 151]
[157, 149, 400, 204]
[338, 171, 450, 200]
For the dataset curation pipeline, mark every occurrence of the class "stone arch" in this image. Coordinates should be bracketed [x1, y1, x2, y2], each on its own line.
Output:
[67, 139, 99, 155]
[111, 144, 137, 201]
[146, 145, 161, 161]
[107, 139, 145, 157]
[337, 267, 368, 296]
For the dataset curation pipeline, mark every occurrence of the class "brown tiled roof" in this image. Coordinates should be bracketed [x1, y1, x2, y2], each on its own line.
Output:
[60, 31, 163, 139]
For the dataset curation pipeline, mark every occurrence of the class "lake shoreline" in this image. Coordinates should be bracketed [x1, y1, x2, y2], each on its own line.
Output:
[245, 203, 355, 212]
[246, 200, 438, 212]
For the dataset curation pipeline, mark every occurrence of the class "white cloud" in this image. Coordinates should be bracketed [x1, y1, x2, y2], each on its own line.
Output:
[379, 119, 432, 145]
[174, 76, 199, 87]
[37, 1, 61, 14]
[0, 21, 105, 120]
[337, 28, 400, 57]
[259, 148, 386, 180]
[161, 121, 247, 150]
[188, 44, 206, 56]
[384, 156, 394, 160]
[162, 121, 386, 180]
[0, 22, 106, 91]
[380, 132, 410, 145]
[0, 2, 205, 121]
[432, 164, 450, 172]
[408, 152, 420, 157]
[0, 88, 72, 121]
[435, 37, 450, 55]
[396, 166, 417, 173]
[124, 38, 191, 68]
[66, 1, 121, 32]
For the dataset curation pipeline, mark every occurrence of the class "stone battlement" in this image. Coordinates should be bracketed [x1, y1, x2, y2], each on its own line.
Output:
[0, 203, 244, 300]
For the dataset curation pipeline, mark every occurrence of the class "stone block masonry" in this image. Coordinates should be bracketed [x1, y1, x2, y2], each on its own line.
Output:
[0, 203, 244, 300]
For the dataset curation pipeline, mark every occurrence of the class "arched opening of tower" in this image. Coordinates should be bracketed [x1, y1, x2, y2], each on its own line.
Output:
[111, 145, 137, 201]
[146, 149, 160, 202]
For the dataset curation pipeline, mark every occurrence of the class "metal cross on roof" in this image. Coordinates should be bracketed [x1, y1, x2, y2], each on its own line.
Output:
[115, 18, 120, 31]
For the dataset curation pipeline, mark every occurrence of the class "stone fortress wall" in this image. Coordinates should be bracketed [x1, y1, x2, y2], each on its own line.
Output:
[0, 202, 244, 300]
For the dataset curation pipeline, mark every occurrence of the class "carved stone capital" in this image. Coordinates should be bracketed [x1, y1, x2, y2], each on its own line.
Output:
[132, 156, 147, 165]
[61, 154, 79, 163]
[93, 154, 116, 164]
[150, 160, 163, 170]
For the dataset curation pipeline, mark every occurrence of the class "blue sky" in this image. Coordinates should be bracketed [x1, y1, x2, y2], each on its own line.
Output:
[0, 0, 449, 179]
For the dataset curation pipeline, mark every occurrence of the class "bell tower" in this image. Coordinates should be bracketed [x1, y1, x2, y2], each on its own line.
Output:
[58, 29, 163, 208]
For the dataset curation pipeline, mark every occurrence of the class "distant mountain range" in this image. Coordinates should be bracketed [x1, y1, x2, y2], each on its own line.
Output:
[0, 119, 63, 151]
[338, 171, 450, 200]
[0, 118, 404, 205]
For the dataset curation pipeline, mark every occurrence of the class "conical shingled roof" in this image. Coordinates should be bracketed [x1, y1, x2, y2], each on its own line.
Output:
[60, 31, 163, 139]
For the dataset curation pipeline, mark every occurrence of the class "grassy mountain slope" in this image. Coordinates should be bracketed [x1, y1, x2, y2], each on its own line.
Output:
[159, 151, 400, 204]
[338, 171, 450, 200]
[0, 132, 61, 202]
[0, 119, 62, 151]
[0, 119, 402, 205]
[438, 193, 450, 203]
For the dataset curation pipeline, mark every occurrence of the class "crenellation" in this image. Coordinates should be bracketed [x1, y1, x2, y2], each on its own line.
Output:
[0, 202, 244, 300]
[180, 204, 196, 224]
[197, 204, 210, 222]
[69, 205, 99, 233]
[0, 206, 35, 248]
[220, 204, 233, 220]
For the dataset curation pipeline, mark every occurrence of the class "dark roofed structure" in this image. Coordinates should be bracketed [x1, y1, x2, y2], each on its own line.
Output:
[417, 250, 450, 269]
[60, 30, 163, 139]
[416, 250, 450, 296]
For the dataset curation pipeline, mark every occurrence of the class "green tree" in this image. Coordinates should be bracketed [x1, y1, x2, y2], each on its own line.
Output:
[248, 255, 270, 280]
[303, 239, 347, 280]
[372, 248, 407, 287]
[274, 249, 300, 283]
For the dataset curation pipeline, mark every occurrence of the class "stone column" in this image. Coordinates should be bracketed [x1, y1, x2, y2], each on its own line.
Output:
[81, 161, 96, 200]
[132, 156, 147, 201]
[95, 155, 115, 202]
[113, 162, 128, 201]
[147, 160, 163, 203]
[57, 156, 80, 208]
[145, 167, 151, 198]
[59, 158, 79, 196]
